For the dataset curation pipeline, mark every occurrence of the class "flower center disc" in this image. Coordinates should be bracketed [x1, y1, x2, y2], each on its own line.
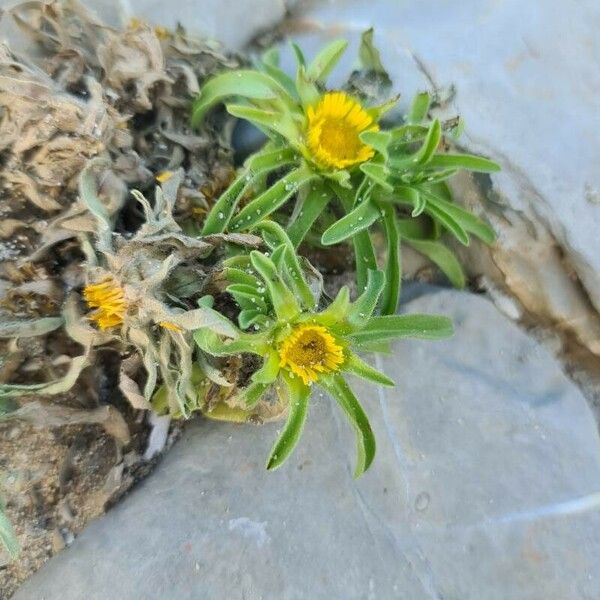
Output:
[279, 324, 344, 385]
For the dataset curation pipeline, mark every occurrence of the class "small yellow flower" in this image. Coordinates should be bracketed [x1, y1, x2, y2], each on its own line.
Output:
[156, 170, 174, 183]
[83, 277, 127, 330]
[159, 321, 183, 332]
[278, 324, 344, 385]
[306, 91, 378, 170]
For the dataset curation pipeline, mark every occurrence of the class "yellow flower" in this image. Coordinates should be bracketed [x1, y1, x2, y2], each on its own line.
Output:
[278, 324, 344, 385]
[159, 321, 183, 332]
[306, 91, 378, 170]
[83, 277, 127, 330]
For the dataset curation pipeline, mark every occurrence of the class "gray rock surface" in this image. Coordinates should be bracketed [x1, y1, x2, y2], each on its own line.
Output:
[276, 0, 600, 356]
[15, 290, 600, 600]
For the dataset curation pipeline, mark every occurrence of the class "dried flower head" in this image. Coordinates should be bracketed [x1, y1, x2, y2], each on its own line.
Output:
[83, 277, 127, 329]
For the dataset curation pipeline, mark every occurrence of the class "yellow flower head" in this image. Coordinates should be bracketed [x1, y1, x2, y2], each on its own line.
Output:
[83, 277, 127, 330]
[306, 91, 378, 170]
[278, 324, 344, 385]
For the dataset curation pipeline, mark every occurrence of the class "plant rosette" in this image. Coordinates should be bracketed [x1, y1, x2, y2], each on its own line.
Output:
[194, 224, 453, 477]
[192, 32, 500, 316]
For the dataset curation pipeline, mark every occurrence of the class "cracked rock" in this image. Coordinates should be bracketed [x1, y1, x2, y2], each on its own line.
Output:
[13, 289, 600, 600]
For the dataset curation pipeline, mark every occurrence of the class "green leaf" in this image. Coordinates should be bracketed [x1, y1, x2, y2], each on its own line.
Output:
[366, 95, 400, 121]
[423, 191, 496, 244]
[360, 162, 393, 191]
[228, 284, 269, 311]
[287, 183, 331, 248]
[191, 70, 295, 127]
[358, 28, 389, 78]
[348, 314, 454, 345]
[426, 153, 501, 173]
[424, 200, 470, 245]
[405, 239, 466, 288]
[290, 42, 306, 68]
[206, 147, 296, 233]
[226, 104, 299, 140]
[252, 350, 281, 384]
[230, 167, 315, 231]
[254, 222, 316, 310]
[347, 269, 385, 327]
[244, 381, 270, 408]
[320, 374, 376, 478]
[343, 353, 394, 386]
[321, 197, 381, 245]
[353, 231, 378, 293]
[316, 286, 351, 326]
[379, 204, 401, 315]
[238, 309, 264, 329]
[359, 131, 392, 158]
[415, 118, 442, 165]
[225, 267, 260, 287]
[306, 39, 348, 83]
[193, 328, 268, 357]
[296, 66, 320, 107]
[250, 251, 300, 321]
[266, 372, 310, 471]
[408, 91, 431, 124]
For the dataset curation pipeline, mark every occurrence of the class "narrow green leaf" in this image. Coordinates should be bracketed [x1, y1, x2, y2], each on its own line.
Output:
[191, 70, 295, 127]
[379, 204, 401, 315]
[334, 183, 378, 291]
[316, 286, 351, 326]
[253, 221, 315, 309]
[307, 39, 348, 83]
[290, 42, 306, 68]
[426, 153, 501, 173]
[296, 65, 320, 107]
[226, 104, 299, 140]
[321, 197, 381, 245]
[320, 374, 376, 478]
[424, 200, 470, 245]
[252, 350, 281, 384]
[415, 118, 441, 165]
[287, 184, 331, 248]
[347, 269, 385, 327]
[353, 231, 378, 293]
[360, 162, 393, 191]
[348, 314, 454, 345]
[343, 353, 394, 386]
[366, 95, 400, 121]
[225, 267, 260, 287]
[266, 373, 310, 470]
[245, 381, 269, 408]
[193, 328, 268, 357]
[423, 191, 496, 244]
[230, 167, 315, 231]
[408, 91, 431, 124]
[359, 131, 392, 158]
[250, 251, 300, 321]
[405, 239, 466, 288]
[227, 284, 269, 311]
[238, 309, 265, 329]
